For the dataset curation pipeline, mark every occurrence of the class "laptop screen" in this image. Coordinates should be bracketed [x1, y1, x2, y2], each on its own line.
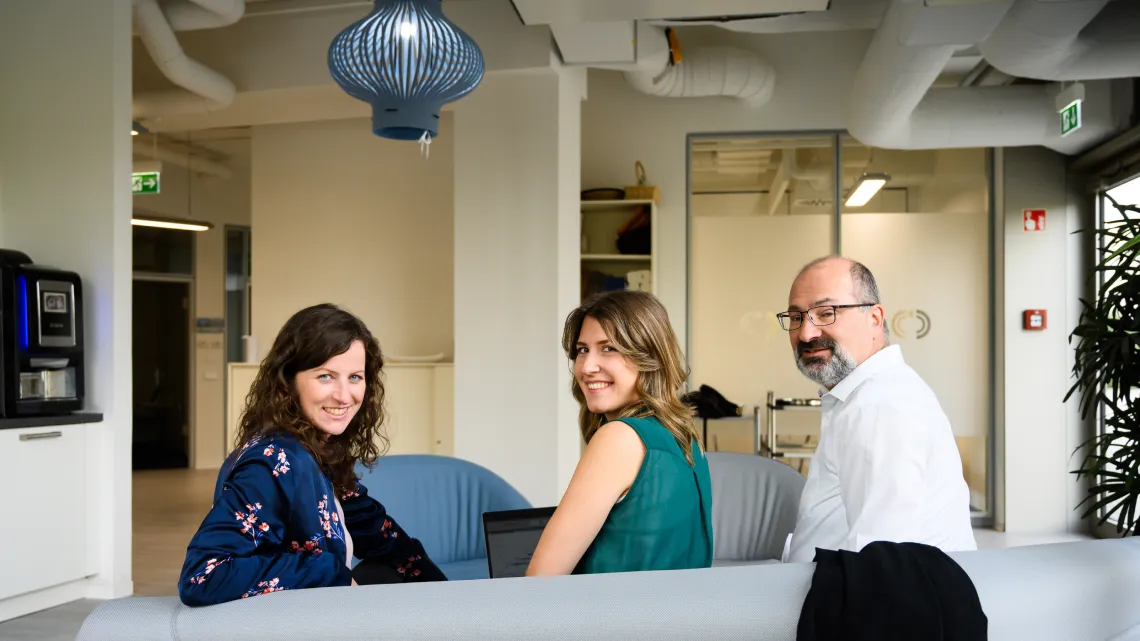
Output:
[482, 507, 557, 578]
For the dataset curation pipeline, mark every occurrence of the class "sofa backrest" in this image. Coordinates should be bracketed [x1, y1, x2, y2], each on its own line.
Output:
[77, 539, 1140, 641]
[354, 454, 532, 565]
[707, 452, 805, 561]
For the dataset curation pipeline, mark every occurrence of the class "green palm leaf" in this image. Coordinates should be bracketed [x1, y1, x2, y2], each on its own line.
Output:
[1068, 195, 1140, 536]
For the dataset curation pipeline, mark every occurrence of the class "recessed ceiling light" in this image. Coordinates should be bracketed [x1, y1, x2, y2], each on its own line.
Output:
[845, 173, 890, 207]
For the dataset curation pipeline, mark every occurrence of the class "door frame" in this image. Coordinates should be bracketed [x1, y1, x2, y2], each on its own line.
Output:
[222, 224, 252, 462]
[132, 272, 196, 469]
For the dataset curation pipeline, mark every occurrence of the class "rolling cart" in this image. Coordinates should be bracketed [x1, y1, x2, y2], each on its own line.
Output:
[762, 391, 821, 473]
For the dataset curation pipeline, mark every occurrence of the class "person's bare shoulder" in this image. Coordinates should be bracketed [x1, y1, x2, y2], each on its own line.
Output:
[588, 420, 647, 458]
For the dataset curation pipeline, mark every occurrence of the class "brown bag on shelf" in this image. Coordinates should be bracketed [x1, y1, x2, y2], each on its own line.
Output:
[624, 160, 661, 203]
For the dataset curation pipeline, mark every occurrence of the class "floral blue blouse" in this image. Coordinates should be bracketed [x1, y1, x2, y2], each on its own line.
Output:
[178, 432, 444, 606]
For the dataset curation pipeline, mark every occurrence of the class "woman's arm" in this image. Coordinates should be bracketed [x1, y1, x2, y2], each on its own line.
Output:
[178, 450, 352, 606]
[339, 482, 447, 581]
[526, 421, 646, 576]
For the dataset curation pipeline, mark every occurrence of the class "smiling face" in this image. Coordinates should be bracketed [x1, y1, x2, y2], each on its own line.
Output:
[294, 340, 366, 438]
[574, 315, 640, 420]
[787, 258, 885, 389]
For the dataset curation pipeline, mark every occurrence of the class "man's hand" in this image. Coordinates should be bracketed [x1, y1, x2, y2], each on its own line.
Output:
[351, 578, 359, 586]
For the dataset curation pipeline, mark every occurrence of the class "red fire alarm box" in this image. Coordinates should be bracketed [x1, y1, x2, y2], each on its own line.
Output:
[1024, 209, 1046, 231]
[1024, 309, 1047, 330]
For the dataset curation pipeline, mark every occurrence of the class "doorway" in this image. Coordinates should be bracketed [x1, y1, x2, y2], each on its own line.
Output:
[132, 278, 192, 470]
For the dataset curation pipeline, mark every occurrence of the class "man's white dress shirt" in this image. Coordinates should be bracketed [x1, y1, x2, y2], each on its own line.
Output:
[783, 344, 976, 563]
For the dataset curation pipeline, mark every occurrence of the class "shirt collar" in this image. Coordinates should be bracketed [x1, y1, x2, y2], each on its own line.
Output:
[822, 344, 904, 403]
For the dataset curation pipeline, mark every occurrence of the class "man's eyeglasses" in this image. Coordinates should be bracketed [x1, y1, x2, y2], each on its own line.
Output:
[776, 304, 874, 331]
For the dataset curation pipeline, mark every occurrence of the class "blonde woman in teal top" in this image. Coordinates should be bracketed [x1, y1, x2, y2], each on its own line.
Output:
[526, 290, 713, 576]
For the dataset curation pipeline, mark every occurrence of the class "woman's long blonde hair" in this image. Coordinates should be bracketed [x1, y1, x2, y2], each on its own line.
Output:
[561, 290, 699, 464]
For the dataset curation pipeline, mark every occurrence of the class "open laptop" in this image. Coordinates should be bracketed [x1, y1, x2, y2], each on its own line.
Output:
[482, 506, 557, 578]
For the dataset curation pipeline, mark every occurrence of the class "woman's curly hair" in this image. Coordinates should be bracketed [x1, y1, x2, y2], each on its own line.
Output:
[234, 303, 388, 494]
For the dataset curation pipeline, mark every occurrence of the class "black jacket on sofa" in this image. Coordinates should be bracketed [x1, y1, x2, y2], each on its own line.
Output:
[796, 541, 988, 641]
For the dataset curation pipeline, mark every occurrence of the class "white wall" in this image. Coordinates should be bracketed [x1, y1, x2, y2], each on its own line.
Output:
[999, 147, 1093, 535]
[133, 136, 251, 468]
[250, 115, 454, 366]
[453, 64, 585, 506]
[582, 28, 874, 353]
[0, 0, 134, 610]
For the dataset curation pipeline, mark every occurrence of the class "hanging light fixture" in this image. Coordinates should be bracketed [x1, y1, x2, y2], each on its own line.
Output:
[328, 0, 485, 146]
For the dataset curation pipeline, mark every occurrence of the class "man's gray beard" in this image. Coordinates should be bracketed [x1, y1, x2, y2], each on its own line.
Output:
[795, 342, 858, 390]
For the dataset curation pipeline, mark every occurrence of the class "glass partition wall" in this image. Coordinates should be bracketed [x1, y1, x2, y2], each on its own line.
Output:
[687, 132, 995, 523]
[688, 135, 837, 469]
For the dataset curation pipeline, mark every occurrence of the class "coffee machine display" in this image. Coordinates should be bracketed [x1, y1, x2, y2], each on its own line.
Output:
[0, 249, 85, 417]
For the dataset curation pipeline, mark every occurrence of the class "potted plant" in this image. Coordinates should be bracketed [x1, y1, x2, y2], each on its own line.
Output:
[1066, 193, 1140, 536]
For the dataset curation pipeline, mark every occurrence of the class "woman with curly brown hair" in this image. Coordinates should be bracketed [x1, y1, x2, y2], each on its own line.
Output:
[178, 304, 445, 606]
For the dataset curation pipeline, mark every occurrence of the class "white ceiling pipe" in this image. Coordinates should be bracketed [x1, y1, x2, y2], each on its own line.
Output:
[133, 140, 234, 180]
[648, 0, 886, 34]
[161, 0, 246, 31]
[766, 164, 792, 215]
[979, 0, 1140, 81]
[912, 81, 1119, 155]
[623, 26, 775, 106]
[847, 0, 1121, 155]
[133, 0, 237, 119]
[133, 90, 235, 120]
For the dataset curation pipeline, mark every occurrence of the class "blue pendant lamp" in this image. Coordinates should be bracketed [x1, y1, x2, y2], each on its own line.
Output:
[328, 0, 485, 142]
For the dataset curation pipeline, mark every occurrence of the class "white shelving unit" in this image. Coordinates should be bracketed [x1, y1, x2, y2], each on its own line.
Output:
[580, 199, 658, 301]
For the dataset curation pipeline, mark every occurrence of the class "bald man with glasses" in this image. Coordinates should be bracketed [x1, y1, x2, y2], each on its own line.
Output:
[777, 256, 976, 564]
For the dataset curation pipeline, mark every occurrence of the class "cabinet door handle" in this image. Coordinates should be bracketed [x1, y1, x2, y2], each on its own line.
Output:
[20, 431, 62, 441]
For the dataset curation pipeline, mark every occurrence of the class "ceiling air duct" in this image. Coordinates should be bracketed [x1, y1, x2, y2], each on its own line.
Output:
[132, 0, 240, 120]
[978, 0, 1140, 81]
[622, 25, 775, 106]
[846, 0, 1125, 155]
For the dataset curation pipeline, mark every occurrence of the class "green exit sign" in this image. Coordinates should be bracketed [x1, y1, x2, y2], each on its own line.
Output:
[132, 171, 160, 195]
[1060, 100, 1082, 137]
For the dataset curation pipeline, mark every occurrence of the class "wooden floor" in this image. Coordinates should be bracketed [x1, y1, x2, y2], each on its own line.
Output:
[132, 467, 218, 596]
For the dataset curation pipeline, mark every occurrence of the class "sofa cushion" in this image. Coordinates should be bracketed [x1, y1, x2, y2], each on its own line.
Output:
[712, 558, 781, 567]
[355, 456, 531, 566]
[439, 558, 489, 581]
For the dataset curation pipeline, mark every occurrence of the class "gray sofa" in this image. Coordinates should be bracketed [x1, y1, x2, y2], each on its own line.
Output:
[707, 452, 804, 565]
[78, 537, 1140, 640]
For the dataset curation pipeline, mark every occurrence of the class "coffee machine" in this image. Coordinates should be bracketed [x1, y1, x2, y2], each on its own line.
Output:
[0, 249, 85, 417]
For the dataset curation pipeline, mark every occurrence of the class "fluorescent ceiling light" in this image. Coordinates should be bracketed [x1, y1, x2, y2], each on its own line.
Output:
[131, 216, 213, 232]
[845, 173, 890, 207]
[1106, 176, 1140, 207]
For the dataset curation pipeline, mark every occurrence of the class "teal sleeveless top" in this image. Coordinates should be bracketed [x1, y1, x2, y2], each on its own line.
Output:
[577, 416, 714, 574]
